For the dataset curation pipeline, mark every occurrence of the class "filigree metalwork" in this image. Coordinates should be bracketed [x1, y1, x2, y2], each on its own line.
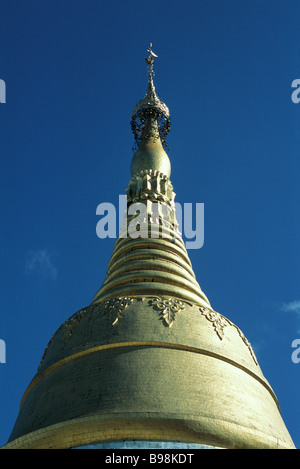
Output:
[150, 297, 185, 327]
[131, 43, 170, 150]
[199, 307, 229, 340]
[100, 297, 134, 326]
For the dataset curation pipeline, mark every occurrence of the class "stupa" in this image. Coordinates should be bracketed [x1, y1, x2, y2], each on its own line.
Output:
[3, 44, 295, 449]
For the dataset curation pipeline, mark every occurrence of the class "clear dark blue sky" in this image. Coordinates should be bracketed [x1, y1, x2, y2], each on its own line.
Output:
[0, 0, 299, 448]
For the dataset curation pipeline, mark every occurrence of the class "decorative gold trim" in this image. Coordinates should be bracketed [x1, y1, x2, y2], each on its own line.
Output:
[19, 340, 279, 413]
[199, 307, 258, 365]
[150, 297, 186, 327]
[37, 305, 96, 370]
[199, 307, 229, 339]
[38, 298, 259, 377]
[99, 296, 134, 326]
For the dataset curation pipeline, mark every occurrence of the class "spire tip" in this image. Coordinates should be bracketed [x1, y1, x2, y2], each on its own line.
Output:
[131, 43, 170, 150]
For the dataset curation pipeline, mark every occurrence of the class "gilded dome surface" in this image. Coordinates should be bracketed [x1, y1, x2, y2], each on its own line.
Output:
[5, 296, 295, 449]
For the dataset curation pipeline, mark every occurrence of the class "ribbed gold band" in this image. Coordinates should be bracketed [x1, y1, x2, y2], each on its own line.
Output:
[20, 340, 279, 411]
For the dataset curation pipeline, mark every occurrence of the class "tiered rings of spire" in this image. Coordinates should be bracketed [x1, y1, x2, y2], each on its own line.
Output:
[93, 44, 211, 308]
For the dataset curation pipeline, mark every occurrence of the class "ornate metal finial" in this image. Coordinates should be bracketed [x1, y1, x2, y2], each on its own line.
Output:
[145, 43, 158, 78]
[147, 42, 158, 58]
[131, 43, 171, 150]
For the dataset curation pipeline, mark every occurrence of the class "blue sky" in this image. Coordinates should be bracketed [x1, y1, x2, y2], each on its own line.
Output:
[0, 0, 299, 448]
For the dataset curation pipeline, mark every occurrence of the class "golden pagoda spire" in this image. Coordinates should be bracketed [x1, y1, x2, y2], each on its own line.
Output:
[3, 45, 295, 450]
[92, 43, 211, 309]
[130, 43, 171, 178]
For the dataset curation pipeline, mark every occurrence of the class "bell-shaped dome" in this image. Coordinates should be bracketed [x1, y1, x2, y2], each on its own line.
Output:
[4, 296, 295, 449]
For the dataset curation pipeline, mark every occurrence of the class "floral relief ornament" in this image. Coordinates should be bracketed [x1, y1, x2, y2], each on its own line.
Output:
[199, 306, 229, 339]
[101, 297, 134, 325]
[199, 306, 258, 365]
[150, 297, 185, 327]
